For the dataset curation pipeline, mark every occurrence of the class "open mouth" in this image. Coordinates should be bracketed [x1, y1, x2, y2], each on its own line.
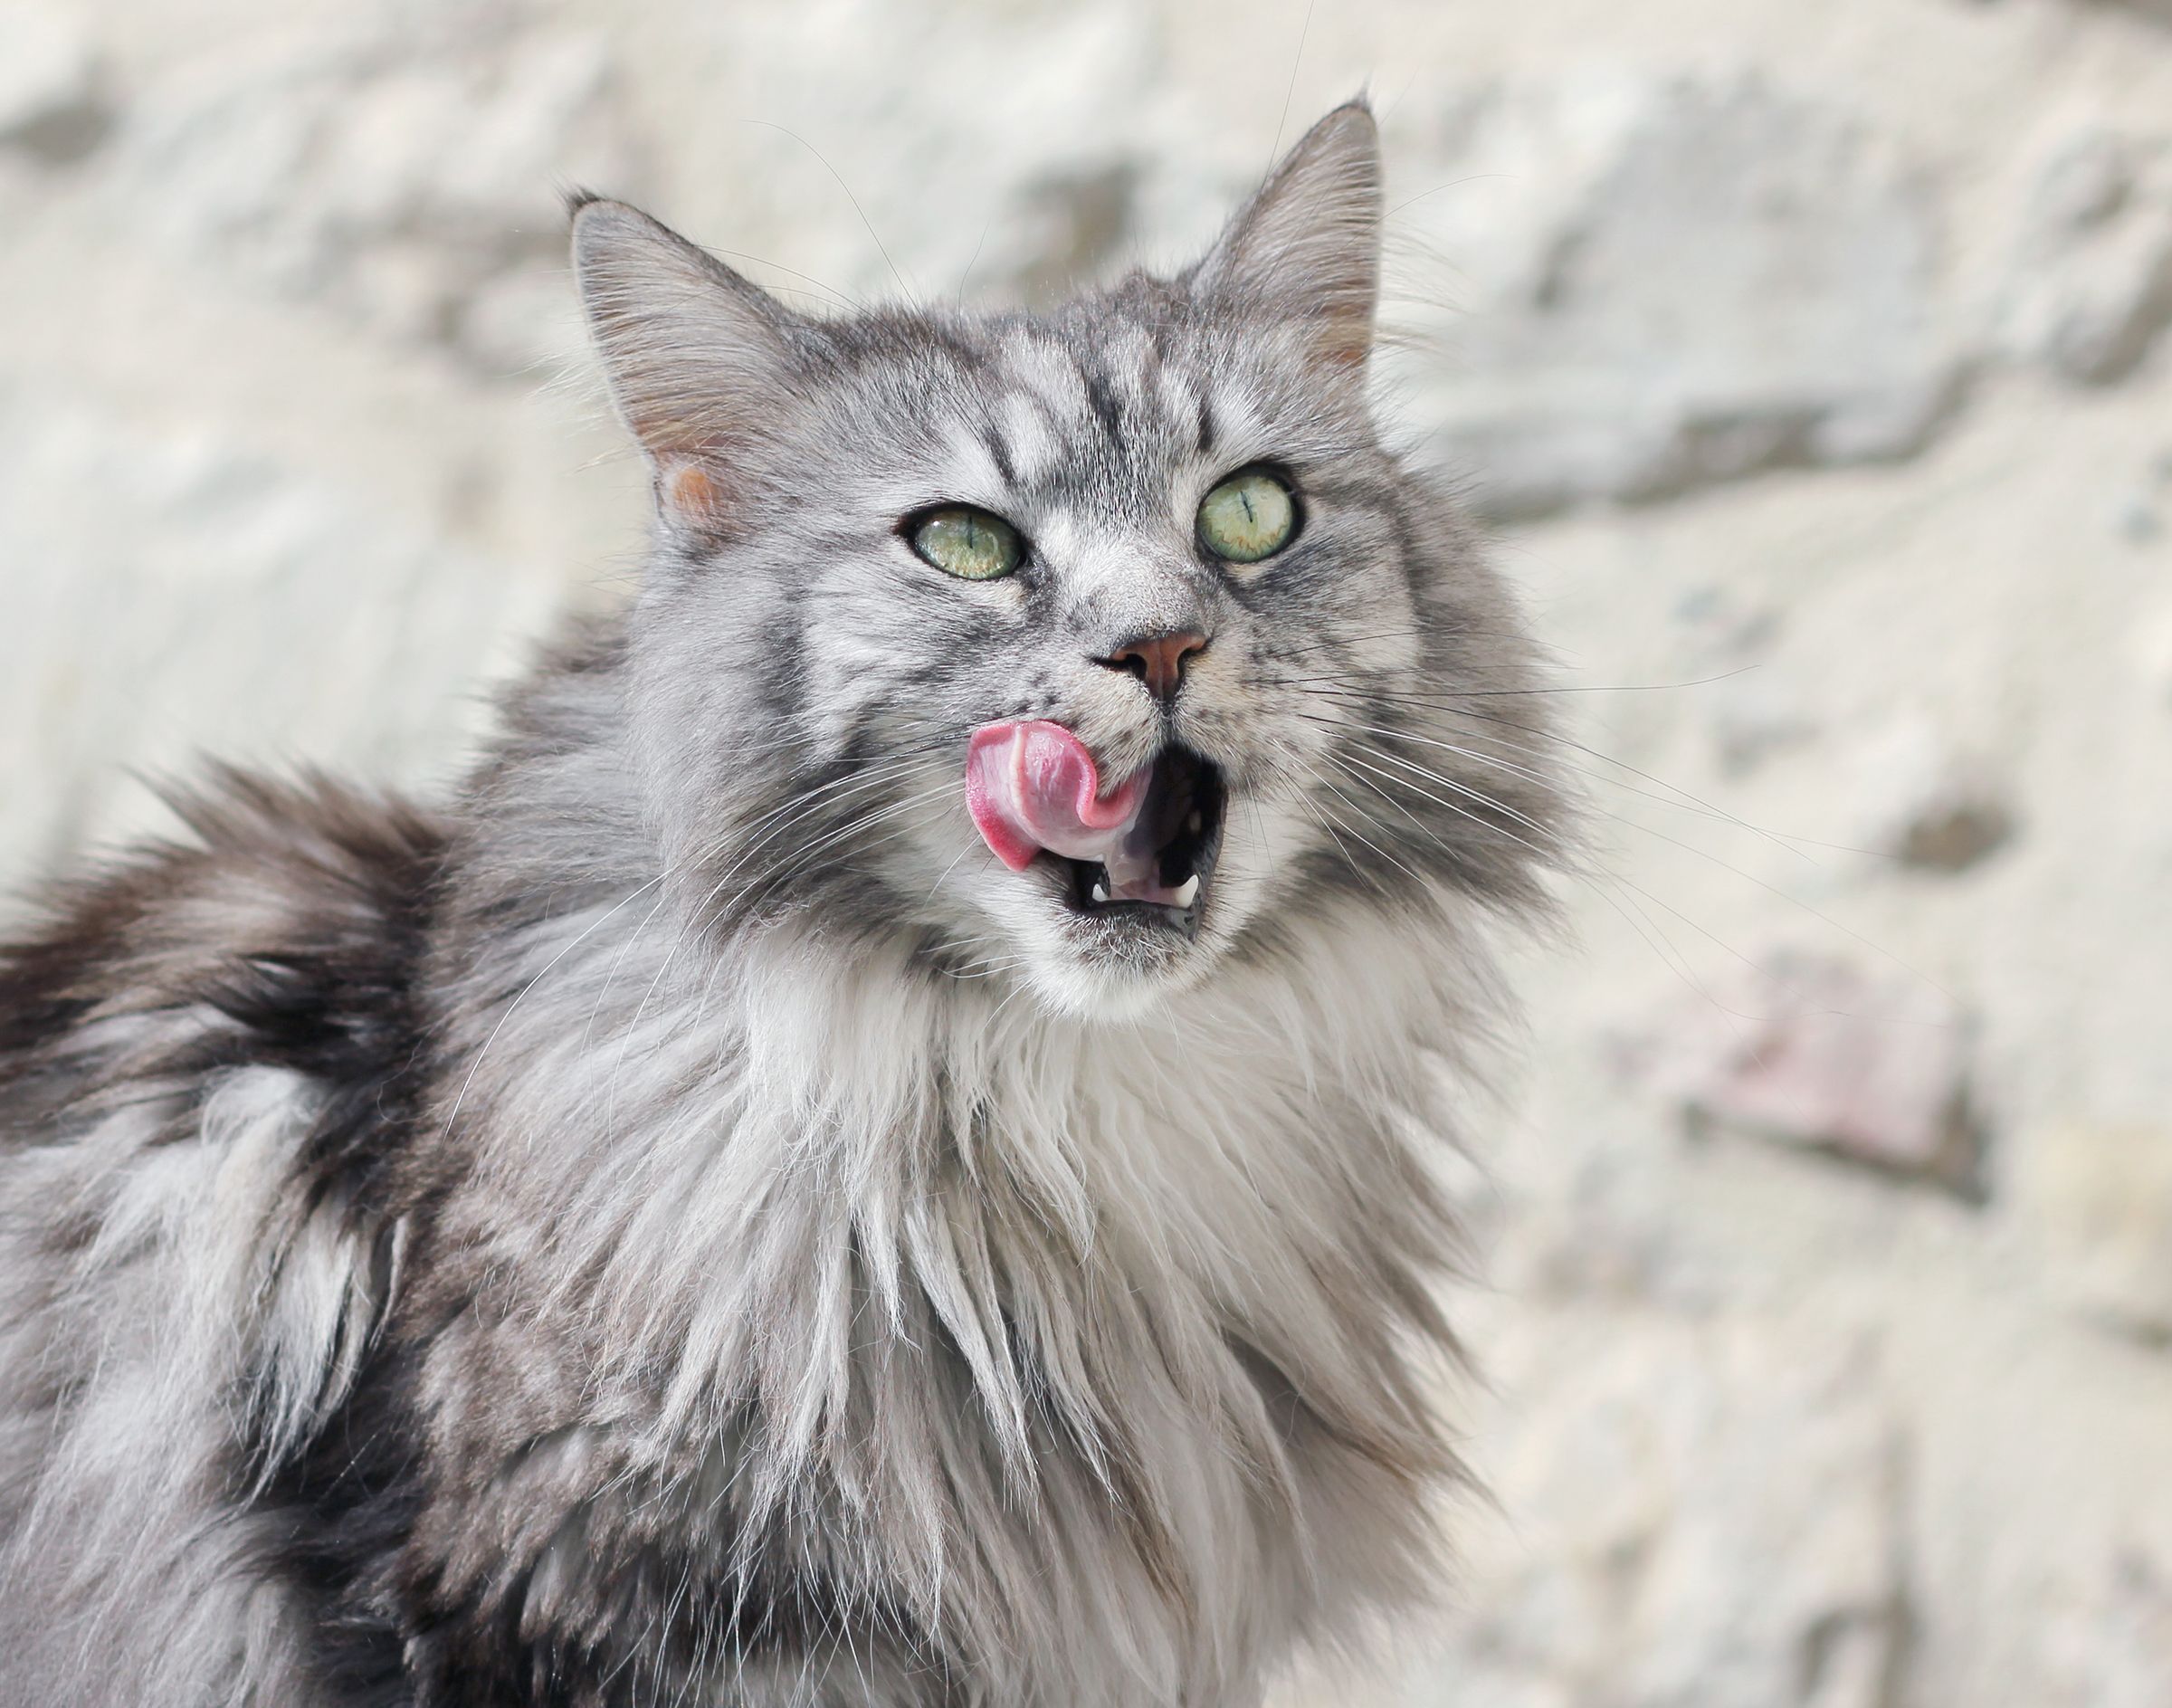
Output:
[963, 721, 1228, 940]
[1056, 745, 1226, 935]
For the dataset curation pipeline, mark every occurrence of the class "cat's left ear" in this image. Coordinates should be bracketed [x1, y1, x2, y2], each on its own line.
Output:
[1189, 100, 1383, 368]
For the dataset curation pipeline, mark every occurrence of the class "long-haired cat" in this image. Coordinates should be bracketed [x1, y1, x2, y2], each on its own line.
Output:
[0, 102, 1569, 1706]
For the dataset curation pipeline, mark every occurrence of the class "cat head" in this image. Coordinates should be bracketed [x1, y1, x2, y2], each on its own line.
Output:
[572, 102, 1566, 1020]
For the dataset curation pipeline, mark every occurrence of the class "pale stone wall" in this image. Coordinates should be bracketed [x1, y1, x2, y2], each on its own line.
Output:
[5, 2, 2170, 1703]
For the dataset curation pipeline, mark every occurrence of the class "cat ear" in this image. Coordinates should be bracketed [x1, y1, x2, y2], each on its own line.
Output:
[569, 195, 806, 526]
[1190, 100, 1383, 367]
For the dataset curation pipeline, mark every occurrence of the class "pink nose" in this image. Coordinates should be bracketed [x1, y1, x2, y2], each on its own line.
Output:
[1097, 631, 1206, 703]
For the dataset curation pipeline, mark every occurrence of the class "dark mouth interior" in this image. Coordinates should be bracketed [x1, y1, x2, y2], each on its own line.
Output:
[1061, 746, 1226, 926]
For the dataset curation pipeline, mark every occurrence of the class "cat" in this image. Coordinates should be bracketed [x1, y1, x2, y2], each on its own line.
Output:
[0, 101, 1569, 1706]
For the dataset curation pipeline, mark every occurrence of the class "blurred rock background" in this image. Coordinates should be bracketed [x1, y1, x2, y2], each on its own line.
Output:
[4, 0, 2169, 1702]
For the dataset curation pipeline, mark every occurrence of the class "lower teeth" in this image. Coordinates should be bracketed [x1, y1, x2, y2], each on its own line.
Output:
[1083, 871, 1201, 910]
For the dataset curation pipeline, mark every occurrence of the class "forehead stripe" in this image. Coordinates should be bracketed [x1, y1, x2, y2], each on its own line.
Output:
[1078, 359, 1126, 444]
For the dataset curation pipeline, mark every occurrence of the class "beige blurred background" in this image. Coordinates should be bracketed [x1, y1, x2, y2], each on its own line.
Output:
[5, 0, 2171, 1702]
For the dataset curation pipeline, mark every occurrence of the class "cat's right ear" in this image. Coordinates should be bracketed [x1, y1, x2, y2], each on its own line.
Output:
[569, 194, 805, 529]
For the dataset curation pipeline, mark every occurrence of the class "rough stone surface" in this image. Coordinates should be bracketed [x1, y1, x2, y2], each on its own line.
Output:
[1994, 122, 2172, 384]
[2021, 1123, 2172, 1343]
[0, 2, 102, 160]
[2040, 1551, 2172, 1707]
[101, 14, 640, 373]
[1396, 73, 1959, 519]
[0, 387, 549, 887]
[1839, 714, 2017, 873]
[1623, 952, 1982, 1197]
[8, 3, 2172, 1704]
[1412, 1314, 1907, 1708]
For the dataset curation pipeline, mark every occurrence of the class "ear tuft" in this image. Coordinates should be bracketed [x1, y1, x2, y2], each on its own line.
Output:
[1191, 100, 1384, 366]
[570, 198, 805, 501]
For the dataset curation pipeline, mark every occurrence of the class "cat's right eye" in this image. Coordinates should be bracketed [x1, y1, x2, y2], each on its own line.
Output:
[909, 507, 1024, 581]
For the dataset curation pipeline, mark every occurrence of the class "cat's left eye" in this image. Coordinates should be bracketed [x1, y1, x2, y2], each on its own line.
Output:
[1197, 469, 1298, 565]
[909, 507, 1024, 581]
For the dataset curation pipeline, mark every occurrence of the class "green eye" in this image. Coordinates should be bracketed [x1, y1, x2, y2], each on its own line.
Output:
[910, 507, 1023, 580]
[1196, 469, 1297, 564]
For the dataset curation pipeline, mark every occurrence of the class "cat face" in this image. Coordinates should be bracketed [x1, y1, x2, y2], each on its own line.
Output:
[578, 105, 1565, 1018]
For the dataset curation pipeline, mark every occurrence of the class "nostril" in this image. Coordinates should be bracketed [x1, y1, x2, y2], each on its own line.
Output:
[1096, 630, 1208, 703]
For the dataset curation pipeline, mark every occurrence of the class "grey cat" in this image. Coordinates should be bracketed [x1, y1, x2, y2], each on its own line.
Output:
[0, 102, 1569, 1706]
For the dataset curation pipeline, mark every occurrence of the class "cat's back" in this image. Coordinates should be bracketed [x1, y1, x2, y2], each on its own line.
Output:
[0, 768, 444, 1121]
[0, 768, 443, 1705]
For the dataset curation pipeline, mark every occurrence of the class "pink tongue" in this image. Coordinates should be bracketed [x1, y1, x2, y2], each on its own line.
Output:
[965, 721, 1174, 901]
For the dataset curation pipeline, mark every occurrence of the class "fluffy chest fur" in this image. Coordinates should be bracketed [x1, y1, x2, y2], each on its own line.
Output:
[390, 854, 1491, 1704]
